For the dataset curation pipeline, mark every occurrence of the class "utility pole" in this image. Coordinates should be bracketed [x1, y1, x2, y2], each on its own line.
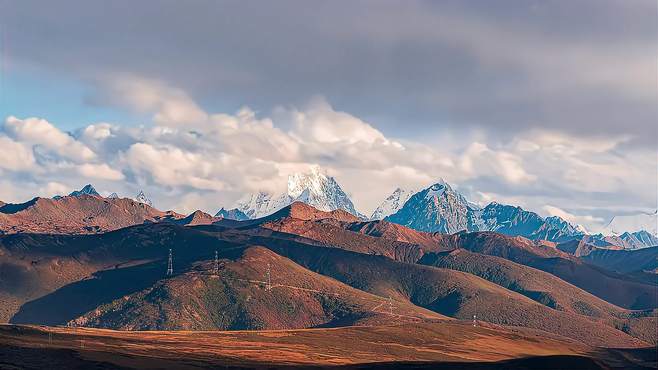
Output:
[167, 249, 173, 276]
[388, 296, 393, 315]
[213, 250, 219, 275]
[266, 263, 271, 291]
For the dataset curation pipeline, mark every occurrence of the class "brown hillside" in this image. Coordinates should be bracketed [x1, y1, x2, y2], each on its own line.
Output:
[439, 232, 658, 310]
[348, 220, 443, 250]
[71, 246, 444, 330]
[259, 241, 647, 348]
[419, 248, 657, 344]
[0, 195, 183, 234]
[175, 210, 220, 226]
[259, 202, 360, 223]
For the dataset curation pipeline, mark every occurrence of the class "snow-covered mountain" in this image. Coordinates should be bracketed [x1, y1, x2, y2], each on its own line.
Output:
[385, 181, 477, 234]
[107, 192, 119, 199]
[370, 188, 416, 220]
[215, 207, 249, 221]
[385, 181, 585, 242]
[134, 190, 153, 207]
[68, 184, 100, 197]
[235, 167, 364, 219]
[602, 211, 657, 237]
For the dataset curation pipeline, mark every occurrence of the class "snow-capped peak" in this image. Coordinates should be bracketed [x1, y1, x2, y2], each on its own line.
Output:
[602, 211, 657, 237]
[135, 190, 153, 207]
[107, 192, 119, 199]
[370, 188, 416, 220]
[287, 165, 327, 198]
[235, 166, 363, 219]
[69, 184, 100, 197]
[424, 182, 447, 200]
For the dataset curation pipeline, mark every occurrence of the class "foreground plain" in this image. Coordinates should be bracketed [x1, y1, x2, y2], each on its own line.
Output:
[0, 322, 656, 369]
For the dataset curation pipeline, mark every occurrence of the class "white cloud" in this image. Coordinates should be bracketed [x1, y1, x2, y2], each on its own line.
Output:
[0, 78, 655, 220]
[0, 135, 35, 171]
[542, 205, 605, 234]
[102, 75, 208, 126]
[4, 116, 96, 162]
[77, 163, 125, 181]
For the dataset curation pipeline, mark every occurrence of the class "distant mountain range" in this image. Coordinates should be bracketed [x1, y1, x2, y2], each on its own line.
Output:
[1, 175, 655, 250]
[219, 170, 656, 250]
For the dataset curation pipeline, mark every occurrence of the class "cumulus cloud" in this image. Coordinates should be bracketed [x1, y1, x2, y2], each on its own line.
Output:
[542, 205, 605, 234]
[4, 116, 96, 162]
[0, 78, 655, 231]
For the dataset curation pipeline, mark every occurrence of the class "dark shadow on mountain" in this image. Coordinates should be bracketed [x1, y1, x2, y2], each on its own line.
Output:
[0, 197, 39, 214]
[10, 261, 170, 326]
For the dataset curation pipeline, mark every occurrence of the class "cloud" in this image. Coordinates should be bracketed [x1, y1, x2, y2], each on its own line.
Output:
[100, 76, 208, 126]
[3, 1, 656, 145]
[0, 135, 35, 171]
[76, 163, 124, 181]
[4, 116, 96, 162]
[542, 205, 605, 234]
[0, 77, 654, 229]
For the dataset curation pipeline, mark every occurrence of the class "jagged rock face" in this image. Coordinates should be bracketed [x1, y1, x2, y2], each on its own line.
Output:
[370, 188, 415, 220]
[386, 182, 585, 242]
[385, 182, 475, 234]
[135, 190, 153, 207]
[581, 231, 658, 250]
[236, 167, 363, 219]
[68, 184, 100, 197]
[215, 207, 249, 221]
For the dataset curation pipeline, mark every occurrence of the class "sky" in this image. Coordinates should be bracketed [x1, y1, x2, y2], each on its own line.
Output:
[0, 0, 656, 232]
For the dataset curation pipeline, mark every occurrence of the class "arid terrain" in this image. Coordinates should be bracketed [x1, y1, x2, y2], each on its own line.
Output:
[0, 197, 656, 368]
[1, 322, 656, 369]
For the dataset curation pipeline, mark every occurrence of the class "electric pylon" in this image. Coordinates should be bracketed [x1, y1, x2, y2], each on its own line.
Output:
[213, 250, 219, 275]
[266, 263, 271, 291]
[166, 248, 173, 276]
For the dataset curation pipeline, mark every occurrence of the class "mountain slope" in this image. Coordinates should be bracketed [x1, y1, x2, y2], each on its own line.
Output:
[68, 184, 100, 197]
[0, 196, 183, 234]
[581, 247, 658, 274]
[370, 188, 415, 220]
[259, 241, 647, 347]
[214, 207, 249, 220]
[418, 248, 657, 344]
[72, 246, 443, 330]
[439, 232, 658, 310]
[384, 182, 584, 243]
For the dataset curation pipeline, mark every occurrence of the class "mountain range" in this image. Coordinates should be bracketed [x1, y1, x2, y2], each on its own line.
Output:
[1, 201, 656, 355]
[222, 171, 656, 250]
[1, 175, 655, 252]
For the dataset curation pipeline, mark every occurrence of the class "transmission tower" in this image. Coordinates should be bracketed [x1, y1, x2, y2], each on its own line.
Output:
[266, 263, 272, 291]
[473, 314, 477, 327]
[166, 249, 173, 276]
[213, 250, 219, 275]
